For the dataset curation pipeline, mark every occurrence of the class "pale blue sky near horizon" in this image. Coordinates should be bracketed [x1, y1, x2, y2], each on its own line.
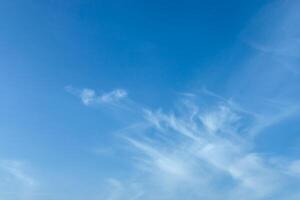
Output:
[1, 0, 300, 199]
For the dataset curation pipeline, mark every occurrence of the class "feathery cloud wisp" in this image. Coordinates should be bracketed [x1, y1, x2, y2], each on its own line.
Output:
[74, 86, 299, 199]
[0, 160, 39, 200]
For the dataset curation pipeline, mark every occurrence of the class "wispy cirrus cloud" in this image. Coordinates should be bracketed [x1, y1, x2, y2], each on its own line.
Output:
[0, 160, 39, 200]
[67, 1, 300, 199]
[0, 160, 37, 187]
[126, 102, 274, 198]
[243, 0, 300, 59]
[70, 86, 300, 199]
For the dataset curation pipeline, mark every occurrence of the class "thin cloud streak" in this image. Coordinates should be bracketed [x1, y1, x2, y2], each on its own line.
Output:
[0, 160, 40, 200]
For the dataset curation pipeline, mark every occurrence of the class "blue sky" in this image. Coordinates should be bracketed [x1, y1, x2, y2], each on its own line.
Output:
[1, 0, 300, 199]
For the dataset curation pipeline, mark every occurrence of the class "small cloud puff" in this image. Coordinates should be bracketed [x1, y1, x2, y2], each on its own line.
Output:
[65, 86, 127, 106]
[100, 89, 127, 103]
[80, 89, 96, 105]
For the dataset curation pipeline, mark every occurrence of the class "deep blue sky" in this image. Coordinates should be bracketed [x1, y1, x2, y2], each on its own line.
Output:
[0, 0, 269, 105]
[1, 0, 300, 200]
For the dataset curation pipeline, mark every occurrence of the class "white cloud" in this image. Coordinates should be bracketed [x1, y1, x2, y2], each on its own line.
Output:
[65, 86, 128, 106]
[125, 137, 191, 179]
[0, 160, 39, 200]
[100, 89, 127, 103]
[80, 88, 96, 105]
[199, 105, 239, 134]
[70, 86, 300, 199]
[0, 160, 37, 188]
[107, 93, 300, 200]
[69, 87, 300, 199]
